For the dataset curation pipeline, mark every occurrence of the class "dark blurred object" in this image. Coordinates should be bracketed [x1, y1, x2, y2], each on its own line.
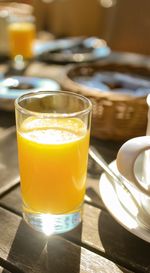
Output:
[61, 52, 150, 141]
[36, 37, 110, 64]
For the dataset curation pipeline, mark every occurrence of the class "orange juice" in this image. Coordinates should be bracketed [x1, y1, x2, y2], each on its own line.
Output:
[8, 22, 35, 59]
[17, 117, 90, 214]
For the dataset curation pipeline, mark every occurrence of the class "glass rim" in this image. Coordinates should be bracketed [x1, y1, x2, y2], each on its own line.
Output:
[15, 90, 92, 118]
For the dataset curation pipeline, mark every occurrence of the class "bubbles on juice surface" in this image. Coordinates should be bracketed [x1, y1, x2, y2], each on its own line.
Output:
[19, 117, 87, 144]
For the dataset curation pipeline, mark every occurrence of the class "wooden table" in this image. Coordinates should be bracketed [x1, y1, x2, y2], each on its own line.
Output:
[0, 63, 150, 273]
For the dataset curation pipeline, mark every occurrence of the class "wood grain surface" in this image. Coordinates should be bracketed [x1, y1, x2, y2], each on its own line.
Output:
[1, 183, 150, 273]
[0, 207, 133, 273]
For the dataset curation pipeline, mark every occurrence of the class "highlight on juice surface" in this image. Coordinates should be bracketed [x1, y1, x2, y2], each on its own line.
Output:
[15, 91, 92, 235]
[8, 15, 36, 60]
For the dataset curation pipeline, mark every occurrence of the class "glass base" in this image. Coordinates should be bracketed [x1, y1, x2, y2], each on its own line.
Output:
[23, 206, 82, 235]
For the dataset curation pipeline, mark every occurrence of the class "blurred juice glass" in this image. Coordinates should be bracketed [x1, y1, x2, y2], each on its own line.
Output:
[8, 16, 35, 59]
[15, 91, 92, 235]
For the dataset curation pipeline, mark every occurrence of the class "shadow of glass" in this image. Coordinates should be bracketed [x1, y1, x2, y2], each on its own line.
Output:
[46, 234, 81, 273]
[3, 219, 46, 272]
[4, 219, 82, 273]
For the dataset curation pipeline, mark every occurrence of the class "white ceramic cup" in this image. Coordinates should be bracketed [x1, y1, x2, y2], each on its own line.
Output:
[117, 136, 150, 195]
[117, 94, 150, 195]
[116, 94, 150, 227]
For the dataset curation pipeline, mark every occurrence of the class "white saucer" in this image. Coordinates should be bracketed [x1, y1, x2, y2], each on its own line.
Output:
[99, 160, 150, 243]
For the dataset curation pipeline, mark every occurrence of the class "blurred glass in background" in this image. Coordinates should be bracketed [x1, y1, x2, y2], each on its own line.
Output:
[8, 14, 36, 69]
[0, 2, 36, 69]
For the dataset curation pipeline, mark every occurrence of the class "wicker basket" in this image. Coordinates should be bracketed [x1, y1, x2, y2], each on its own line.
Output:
[61, 52, 150, 141]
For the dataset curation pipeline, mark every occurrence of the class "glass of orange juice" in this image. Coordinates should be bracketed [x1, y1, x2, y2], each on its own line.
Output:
[8, 15, 36, 70]
[15, 91, 92, 235]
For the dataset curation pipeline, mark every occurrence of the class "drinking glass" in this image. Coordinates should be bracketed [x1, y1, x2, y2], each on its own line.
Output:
[8, 15, 36, 70]
[15, 91, 92, 235]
